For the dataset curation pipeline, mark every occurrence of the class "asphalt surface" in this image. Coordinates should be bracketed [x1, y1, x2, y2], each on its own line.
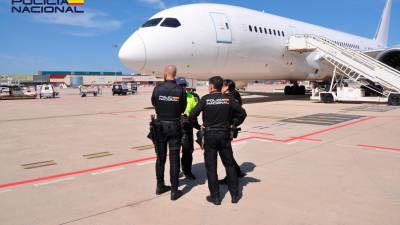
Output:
[0, 84, 399, 225]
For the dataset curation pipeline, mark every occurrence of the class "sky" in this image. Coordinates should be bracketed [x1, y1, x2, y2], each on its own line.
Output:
[0, 0, 399, 75]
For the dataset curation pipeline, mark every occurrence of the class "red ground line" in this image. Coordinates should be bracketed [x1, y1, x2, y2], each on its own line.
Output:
[357, 144, 400, 152]
[0, 116, 377, 190]
[292, 116, 376, 140]
[294, 137, 323, 142]
[232, 136, 255, 143]
[0, 156, 156, 189]
[0, 137, 255, 189]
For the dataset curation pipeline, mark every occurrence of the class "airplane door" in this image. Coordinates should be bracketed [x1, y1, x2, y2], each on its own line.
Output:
[210, 12, 232, 44]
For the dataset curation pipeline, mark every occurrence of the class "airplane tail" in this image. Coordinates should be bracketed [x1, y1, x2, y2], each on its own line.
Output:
[374, 0, 392, 47]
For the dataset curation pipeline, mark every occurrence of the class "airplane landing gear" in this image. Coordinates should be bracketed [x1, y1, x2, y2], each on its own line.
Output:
[284, 81, 306, 95]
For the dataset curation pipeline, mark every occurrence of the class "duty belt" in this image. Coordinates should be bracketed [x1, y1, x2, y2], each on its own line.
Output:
[204, 127, 229, 132]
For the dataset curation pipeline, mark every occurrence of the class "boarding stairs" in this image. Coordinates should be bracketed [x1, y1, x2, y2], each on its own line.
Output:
[287, 35, 400, 97]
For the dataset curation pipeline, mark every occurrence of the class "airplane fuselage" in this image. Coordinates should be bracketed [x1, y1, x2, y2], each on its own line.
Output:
[119, 4, 384, 81]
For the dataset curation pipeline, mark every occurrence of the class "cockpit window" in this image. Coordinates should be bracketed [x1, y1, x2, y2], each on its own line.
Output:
[160, 18, 181, 28]
[141, 18, 163, 28]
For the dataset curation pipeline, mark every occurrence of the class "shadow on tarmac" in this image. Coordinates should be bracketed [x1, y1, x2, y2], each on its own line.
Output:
[242, 92, 311, 104]
[220, 162, 260, 200]
[181, 162, 260, 202]
[180, 163, 207, 194]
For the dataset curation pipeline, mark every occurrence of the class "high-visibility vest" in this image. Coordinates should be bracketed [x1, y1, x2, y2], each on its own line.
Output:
[184, 92, 198, 116]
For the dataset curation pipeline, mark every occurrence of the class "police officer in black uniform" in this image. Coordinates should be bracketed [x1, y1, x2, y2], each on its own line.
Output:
[218, 79, 246, 185]
[189, 76, 247, 205]
[151, 65, 187, 201]
[176, 77, 201, 180]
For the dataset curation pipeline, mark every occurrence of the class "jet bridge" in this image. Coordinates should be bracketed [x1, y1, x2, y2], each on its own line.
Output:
[287, 35, 400, 105]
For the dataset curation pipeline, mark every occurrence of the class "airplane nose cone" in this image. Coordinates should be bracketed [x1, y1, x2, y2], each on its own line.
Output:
[118, 33, 146, 71]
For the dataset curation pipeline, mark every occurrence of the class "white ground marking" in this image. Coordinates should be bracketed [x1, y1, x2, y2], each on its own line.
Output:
[138, 160, 156, 166]
[0, 189, 12, 194]
[33, 177, 75, 187]
[287, 141, 299, 145]
[91, 167, 125, 176]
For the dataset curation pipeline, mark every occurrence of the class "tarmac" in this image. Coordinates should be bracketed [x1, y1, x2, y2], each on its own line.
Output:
[0, 84, 399, 225]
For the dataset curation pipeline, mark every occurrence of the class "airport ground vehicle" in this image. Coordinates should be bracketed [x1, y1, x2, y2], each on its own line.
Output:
[127, 82, 138, 94]
[112, 84, 129, 96]
[0, 85, 37, 100]
[22, 86, 37, 97]
[39, 84, 59, 99]
[79, 85, 101, 97]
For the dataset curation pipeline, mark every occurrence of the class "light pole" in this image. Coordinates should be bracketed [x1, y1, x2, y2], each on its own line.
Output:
[112, 44, 119, 83]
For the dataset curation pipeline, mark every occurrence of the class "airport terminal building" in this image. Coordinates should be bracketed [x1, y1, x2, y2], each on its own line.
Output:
[34, 71, 163, 87]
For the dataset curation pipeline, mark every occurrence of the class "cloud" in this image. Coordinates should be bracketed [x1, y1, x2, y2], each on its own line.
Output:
[137, 0, 167, 10]
[33, 9, 122, 36]
[63, 30, 99, 37]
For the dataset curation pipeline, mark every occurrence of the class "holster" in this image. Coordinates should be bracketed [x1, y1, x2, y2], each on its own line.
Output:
[229, 126, 242, 140]
[147, 115, 161, 144]
[195, 128, 205, 149]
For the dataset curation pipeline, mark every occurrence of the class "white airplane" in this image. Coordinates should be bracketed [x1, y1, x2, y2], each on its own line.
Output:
[119, 0, 398, 94]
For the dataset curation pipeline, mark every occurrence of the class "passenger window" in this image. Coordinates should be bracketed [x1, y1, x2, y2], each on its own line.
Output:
[160, 18, 181, 28]
[249, 25, 252, 32]
[259, 27, 263, 33]
[282, 31, 285, 37]
[269, 29, 272, 35]
[254, 26, 258, 33]
[277, 30, 281, 36]
[264, 28, 267, 34]
[273, 30, 276, 35]
[141, 18, 163, 27]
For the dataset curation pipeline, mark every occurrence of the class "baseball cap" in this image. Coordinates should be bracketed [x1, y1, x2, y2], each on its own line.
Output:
[176, 77, 188, 86]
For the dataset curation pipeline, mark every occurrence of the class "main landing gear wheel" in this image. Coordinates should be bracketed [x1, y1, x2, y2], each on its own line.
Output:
[284, 85, 306, 95]
[388, 93, 400, 106]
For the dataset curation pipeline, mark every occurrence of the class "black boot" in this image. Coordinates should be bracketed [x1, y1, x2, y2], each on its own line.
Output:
[231, 195, 241, 204]
[238, 171, 247, 178]
[185, 173, 196, 180]
[206, 195, 221, 205]
[171, 190, 183, 201]
[156, 184, 171, 195]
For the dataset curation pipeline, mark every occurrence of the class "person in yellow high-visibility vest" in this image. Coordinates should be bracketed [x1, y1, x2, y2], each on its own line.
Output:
[176, 77, 200, 180]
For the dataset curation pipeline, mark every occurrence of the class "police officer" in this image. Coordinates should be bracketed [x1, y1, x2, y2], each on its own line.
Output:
[222, 79, 242, 105]
[151, 65, 187, 201]
[190, 76, 247, 205]
[176, 77, 200, 180]
[219, 79, 246, 185]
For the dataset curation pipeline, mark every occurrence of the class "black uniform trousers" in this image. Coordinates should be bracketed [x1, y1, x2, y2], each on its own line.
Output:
[204, 130, 239, 198]
[155, 125, 181, 192]
[181, 124, 194, 175]
[233, 158, 242, 175]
